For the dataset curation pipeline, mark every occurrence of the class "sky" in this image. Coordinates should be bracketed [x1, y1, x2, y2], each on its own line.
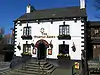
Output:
[0, 0, 99, 34]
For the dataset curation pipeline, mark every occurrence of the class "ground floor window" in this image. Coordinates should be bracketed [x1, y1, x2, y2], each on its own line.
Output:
[93, 45, 100, 59]
[59, 44, 69, 54]
[23, 44, 31, 53]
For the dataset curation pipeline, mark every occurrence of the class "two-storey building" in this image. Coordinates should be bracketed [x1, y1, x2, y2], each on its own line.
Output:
[14, 2, 87, 60]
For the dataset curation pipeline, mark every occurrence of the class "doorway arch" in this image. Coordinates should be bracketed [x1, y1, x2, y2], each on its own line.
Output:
[35, 39, 49, 60]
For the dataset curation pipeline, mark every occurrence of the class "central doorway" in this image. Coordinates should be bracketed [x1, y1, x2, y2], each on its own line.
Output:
[37, 42, 46, 60]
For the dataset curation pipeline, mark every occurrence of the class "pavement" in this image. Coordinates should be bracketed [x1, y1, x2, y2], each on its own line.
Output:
[0, 59, 82, 75]
[0, 62, 10, 70]
[47, 59, 82, 75]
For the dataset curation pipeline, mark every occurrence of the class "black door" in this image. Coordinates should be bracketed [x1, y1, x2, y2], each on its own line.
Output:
[4, 52, 14, 62]
[37, 42, 46, 60]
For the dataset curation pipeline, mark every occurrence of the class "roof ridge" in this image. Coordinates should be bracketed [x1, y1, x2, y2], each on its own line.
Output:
[34, 6, 80, 11]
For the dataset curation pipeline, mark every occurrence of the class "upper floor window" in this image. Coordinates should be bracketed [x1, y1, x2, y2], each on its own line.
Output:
[58, 22, 71, 40]
[59, 25, 70, 35]
[21, 26, 32, 40]
[94, 29, 99, 34]
[23, 27, 31, 35]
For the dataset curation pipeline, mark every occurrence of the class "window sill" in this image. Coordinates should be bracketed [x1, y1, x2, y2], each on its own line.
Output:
[21, 35, 32, 40]
[58, 35, 71, 40]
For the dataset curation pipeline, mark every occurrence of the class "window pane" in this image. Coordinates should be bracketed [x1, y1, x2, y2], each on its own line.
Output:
[65, 26, 67, 35]
[27, 28, 28, 35]
[29, 27, 31, 35]
[23, 44, 31, 53]
[59, 26, 62, 35]
[66, 25, 69, 35]
[59, 44, 69, 54]
[23, 28, 26, 35]
[59, 25, 70, 35]
[62, 26, 65, 35]
[23, 27, 31, 35]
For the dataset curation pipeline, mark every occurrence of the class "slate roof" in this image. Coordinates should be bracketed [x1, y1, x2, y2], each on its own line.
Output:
[91, 39, 100, 44]
[88, 21, 100, 27]
[14, 6, 87, 22]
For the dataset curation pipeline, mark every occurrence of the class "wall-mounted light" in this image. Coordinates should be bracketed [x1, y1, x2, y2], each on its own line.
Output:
[33, 48, 36, 54]
[48, 49, 52, 55]
[49, 40, 53, 49]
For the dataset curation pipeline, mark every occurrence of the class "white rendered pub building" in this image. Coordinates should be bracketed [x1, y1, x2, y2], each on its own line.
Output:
[14, 0, 87, 60]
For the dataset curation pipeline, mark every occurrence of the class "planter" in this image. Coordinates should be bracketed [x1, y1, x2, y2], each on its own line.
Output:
[21, 53, 32, 61]
[57, 56, 70, 60]
[21, 35, 32, 40]
[57, 56, 71, 67]
[58, 35, 71, 40]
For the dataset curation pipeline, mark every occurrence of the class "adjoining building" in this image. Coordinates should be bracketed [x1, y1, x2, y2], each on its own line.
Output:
[87, 21, 100, 60]
[0, 31, 14, 62]
[14, 0, 86, 60]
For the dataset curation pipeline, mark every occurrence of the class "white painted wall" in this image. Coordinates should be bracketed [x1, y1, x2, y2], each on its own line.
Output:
[14, 20, 84, 60]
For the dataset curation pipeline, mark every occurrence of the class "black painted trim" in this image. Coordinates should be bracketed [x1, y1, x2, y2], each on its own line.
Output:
[84, 17, 87, 51]
[14, 42, 16, 45]
[26, 41, 28, 44]
[50, 19, 53, 24]
[81, 41, 84, 43]
[14, 40, 17, 42]
[81, 49, 84, 51]
[58, 35, 71, 40]
[81, 29, 84, 31]
[82, 17, 89, 75]
[16, 22, 22, 26]
[17, 22, 21, 24]
[81, 25, 84, 27]
[81, 45, 84, 47]
[14, 40, 17, 43]
[14, 36, 17, 38]
[81, 33, 84, 35]
[15, 17, 83, 23]
[14, 31, 17, 33]
[14, 34, 17, 36]
[15, 28, 17, 29]
[15, 24, 17, 26]
[21, 35, 32, 40]
[14, 22, 17, 54]
[81, 37, 84, 39]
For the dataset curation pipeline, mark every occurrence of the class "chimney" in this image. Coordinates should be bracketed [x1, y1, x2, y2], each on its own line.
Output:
[80, 0, 85, 9]
[26, 4, 31, 13]
[26, 4, 36, 13]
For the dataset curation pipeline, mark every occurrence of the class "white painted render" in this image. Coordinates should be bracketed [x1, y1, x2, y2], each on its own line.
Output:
[14, 20, 84, 60]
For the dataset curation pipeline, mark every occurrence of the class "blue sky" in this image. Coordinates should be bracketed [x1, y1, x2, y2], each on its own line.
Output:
[0, 0, 99, 34]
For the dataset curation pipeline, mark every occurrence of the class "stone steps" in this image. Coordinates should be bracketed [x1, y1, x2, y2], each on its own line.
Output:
[9, 71, 37, 75]
[6, 59, 56, 75]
